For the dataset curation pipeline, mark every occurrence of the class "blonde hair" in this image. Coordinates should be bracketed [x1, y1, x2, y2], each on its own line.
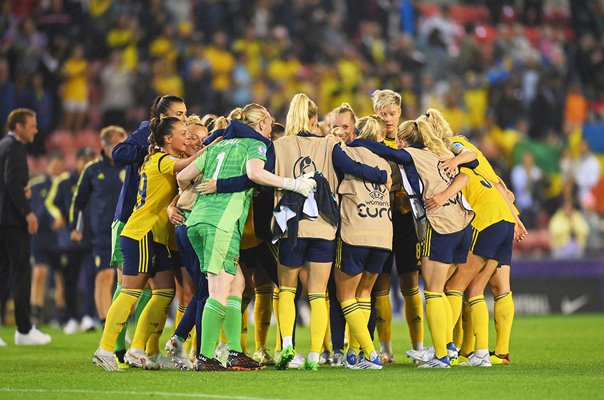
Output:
[356, 115, 384, 142]
[398, 118, 450, 158]
[186, 114, 203, 127]
[284, 93, 318, 137]
[423, 108, 453, 149]
[211, 116, 230, 132]
[331, 102, 357, 124]
[371, 89, 402, 113]
[229, 103, 270, 131]
[100, 125, 127, 146]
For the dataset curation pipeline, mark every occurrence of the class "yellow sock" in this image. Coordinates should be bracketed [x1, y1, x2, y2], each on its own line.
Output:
[374, 289, 392, 345]
[131, 289, 174, 352]
[100, 289, 141, 352]
[424, 290, 447, 359]
[219, 329, 227, 345]
[357, 297, 372, 323]
[460, 301, 474, 356]
[442, 293, 453, 345]
[346, 322, 360, 354]
[278, 286, 296, 341]
[254, 285, 273, 351]
[308, 292, 328, 354]
[146, 310, 167, 355]
[445, 290, 463, 344]
[355, 297, 372, 354]
[402, 287, 424, 348]
[173, 303, 186, 335]
[341, 298, 375, 356]
[187, 326, 196, 354]
[453, 313, 463, 349]
[494, 292, 514, 355]
[468, 295, 489, 351]
[322, 295, 332, 353]
[241, 307, 249, 353]
[273, 287, 282, 352]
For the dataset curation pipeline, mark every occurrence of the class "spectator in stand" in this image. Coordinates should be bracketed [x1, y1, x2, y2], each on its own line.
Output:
[205, 31, 235, 115]
[528, 72, 565, 140]
[564, 81, 589, 127]
[574, 139, 601, 203]
[511, 152, 543, 229]
[581, 192, 602, 258]
[549, 199, 590, 259]
[152, 57, 184, 99]
[101, 51, 135, 129]
[184, 40, 213, 116]
[60, 44, 89, 133]
[18, 72, 53, 155]
[0, 58, 15, 130]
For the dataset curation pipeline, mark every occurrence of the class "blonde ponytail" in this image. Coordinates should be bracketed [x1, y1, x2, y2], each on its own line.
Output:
[398, 118, 450, 158]
[284, 93, 318, 137]
[423, 108, 453, 150]
[356, 115, 384, 142]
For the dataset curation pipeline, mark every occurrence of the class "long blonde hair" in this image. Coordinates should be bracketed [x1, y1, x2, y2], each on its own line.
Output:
[284, 93, 318, 137]
[423, 108, 453, 150]
[211, 116, 230, 132]
[398, 118, 450, 158]
[356, 115, 385, 142]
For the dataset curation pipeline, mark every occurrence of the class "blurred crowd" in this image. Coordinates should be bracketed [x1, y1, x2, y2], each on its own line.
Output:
[1, 0, 603, 259]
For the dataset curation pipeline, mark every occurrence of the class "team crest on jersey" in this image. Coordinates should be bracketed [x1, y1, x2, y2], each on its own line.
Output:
[98, 172, 105, 180]
[437, 160, 456, 183]
[293, 156, 316, 178]
[258, 146, 267, 156]
[363, 180, 386, 200]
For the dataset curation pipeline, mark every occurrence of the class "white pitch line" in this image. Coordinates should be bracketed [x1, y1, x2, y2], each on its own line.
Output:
[0, 388, 283, 400]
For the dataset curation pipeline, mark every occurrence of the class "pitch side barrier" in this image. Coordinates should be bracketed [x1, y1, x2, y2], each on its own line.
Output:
[507, 259, 604, 315]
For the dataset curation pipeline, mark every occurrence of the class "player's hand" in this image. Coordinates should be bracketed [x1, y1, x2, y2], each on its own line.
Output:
[513, 219, 528, 242]
[70, 229, 82, 242]
[168, 205, 184, 225]
[385, 173, 392, 192]
[52, 216, 65, 231]
[507, 189, 516, 203]
[26, 212, 38, 235]
[424, 192, 447, 212]
[196, 179, 217, 195]
[283, 173, 316, 197]
[439, 158, 458, 177]
[24, 186, 32, 200]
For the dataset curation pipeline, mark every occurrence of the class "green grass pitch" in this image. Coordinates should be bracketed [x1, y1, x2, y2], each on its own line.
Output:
[1, 314, 603, 400]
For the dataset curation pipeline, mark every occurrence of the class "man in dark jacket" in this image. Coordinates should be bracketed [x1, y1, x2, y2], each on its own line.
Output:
[0, 108, 51, 346]
[70, 126, 127, 326]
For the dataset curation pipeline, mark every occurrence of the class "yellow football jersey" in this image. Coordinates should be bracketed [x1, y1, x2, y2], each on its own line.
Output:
[121, 152, 179, 245]
[452, 136, 515, 231]
[383, 137, 397, 149]
[240, 203, 262, 250]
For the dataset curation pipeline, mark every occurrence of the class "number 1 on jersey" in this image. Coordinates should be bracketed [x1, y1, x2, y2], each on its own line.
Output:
[212, 152, 226, 180]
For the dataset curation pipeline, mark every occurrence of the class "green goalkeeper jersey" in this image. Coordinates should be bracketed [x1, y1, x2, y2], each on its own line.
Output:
[186, 137, 267, 234]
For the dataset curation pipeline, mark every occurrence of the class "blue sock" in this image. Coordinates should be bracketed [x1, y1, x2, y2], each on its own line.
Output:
[328, 275, 345, 352]
[175, 295, 198, 340]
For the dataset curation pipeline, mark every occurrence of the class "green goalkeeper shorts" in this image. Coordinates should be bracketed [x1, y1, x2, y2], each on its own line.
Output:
[187, 223, 240, 276]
